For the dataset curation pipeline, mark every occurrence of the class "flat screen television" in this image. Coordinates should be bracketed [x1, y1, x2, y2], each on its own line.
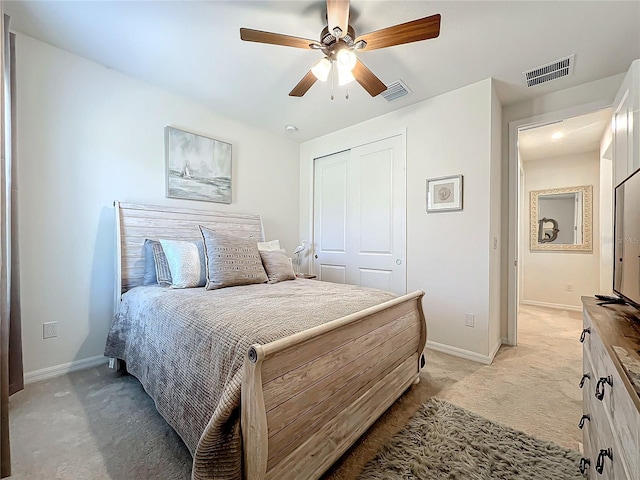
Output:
[614, 167, 640, 309]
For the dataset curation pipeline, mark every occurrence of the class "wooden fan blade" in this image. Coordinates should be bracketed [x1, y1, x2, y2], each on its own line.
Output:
[355, 14, 441, 51]
[352, 59, 387, 97]
[240, 28, 321, 49]
[289, 70, 318, 97]
[327, 0, 350, 38]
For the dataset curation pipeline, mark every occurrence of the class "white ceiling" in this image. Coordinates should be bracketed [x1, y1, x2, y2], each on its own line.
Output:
[519, 108, 613, 162]
[5, 1, 640, 142]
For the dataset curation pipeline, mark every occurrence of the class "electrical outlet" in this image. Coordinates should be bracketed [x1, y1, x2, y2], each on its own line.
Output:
[43, 321, 58, 339]
[465, 313, 475, 327]
[566, 283, 574, 292]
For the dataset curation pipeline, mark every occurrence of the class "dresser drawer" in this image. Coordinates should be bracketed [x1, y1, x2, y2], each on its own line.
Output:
[585, 324, 640, 478]
[588, 399, 631, 480]
[581, 388, 595, 478]
[581, 417, 594, 479]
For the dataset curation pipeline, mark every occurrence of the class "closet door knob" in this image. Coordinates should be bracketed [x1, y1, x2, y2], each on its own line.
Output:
[579, 373, 590, 388]
[595, 376, 613, 401]
[580, 327, 591, 343]
[579, 458, 591, 474]
[595, 448, 612, 474]
[578, 414, 590, 429]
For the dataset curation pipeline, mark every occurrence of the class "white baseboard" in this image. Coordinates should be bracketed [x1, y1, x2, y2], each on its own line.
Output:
[520, 300, 582, 312]
[426, 340, 496, 365]
[488, 339, 502, 362]
[24, 355, 108, 385]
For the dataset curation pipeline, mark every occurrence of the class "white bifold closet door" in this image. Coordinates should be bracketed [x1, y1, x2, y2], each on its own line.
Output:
[313, 135, 406, 295]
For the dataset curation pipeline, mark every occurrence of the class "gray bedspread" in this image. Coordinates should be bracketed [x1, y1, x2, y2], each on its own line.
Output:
[104, 279, 396, 480]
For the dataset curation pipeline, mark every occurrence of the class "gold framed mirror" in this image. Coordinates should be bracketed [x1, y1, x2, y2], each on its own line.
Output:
[529, 185, 592, 251]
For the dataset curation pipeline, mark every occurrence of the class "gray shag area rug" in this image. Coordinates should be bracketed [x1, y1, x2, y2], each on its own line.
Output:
[358, 399, 583, 480]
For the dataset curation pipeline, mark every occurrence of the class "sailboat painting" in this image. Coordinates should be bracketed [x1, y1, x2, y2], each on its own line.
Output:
[165, 127, 232, 204]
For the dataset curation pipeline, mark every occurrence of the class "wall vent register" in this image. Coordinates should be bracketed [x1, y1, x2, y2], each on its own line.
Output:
[381, 80, 412, 101]
[523, 54, 575, 87]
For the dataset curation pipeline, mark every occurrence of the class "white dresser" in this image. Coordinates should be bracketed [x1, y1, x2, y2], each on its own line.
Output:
[580, 298, 640, 480]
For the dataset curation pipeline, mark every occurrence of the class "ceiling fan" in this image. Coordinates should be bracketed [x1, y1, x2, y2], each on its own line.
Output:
[240, 0, 441, 98]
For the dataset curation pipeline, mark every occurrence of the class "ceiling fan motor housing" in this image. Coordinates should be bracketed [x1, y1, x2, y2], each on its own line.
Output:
[321, 25, 356, 48]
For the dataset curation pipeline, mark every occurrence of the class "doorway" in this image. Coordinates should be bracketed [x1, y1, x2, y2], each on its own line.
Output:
[509, 108, 613, 343]
[312, 134, 407, 295]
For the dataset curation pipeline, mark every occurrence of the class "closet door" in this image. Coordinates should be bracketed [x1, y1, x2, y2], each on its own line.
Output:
[313, 150, 350, 284]
[313, 135, 406, 295]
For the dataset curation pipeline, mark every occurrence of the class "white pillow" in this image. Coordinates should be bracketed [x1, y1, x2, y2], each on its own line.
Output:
[158, 239, 203, 289]
[257, 239, 281, 251]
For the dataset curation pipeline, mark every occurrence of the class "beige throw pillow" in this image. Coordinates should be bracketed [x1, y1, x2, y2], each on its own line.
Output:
[259, 249, 296, 284]
[199, 226, 268, 290]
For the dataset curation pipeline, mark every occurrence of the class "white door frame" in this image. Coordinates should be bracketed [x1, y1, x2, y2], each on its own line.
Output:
[305, 128, 407, 285]
[507, 102, 612, 345]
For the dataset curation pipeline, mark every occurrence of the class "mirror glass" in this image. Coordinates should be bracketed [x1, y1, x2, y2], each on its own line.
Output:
[530, 185, 592, 251]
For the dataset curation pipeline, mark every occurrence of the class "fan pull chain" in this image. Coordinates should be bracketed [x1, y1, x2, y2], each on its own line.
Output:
[345, 88, 349, 100]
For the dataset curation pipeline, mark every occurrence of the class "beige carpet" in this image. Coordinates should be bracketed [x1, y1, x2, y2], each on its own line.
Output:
[8, 305, 582, 479]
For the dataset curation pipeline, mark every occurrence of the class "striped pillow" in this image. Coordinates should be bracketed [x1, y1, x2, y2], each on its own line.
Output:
[152, 241, 173, 286]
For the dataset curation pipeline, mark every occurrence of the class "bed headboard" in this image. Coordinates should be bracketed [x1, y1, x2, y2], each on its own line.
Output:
[114, 201, 265, 310]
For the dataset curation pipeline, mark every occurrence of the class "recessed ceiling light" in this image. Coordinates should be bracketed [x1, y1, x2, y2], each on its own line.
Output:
[285, 125, 298, 132]
[552, 131, 564, 140]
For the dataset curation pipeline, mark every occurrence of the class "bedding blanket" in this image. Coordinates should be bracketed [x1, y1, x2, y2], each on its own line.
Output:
[104, 279, 396, 480]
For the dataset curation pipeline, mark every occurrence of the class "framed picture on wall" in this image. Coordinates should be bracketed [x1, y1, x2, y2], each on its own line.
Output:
[426, 174, 463, 212]
[165, 126, 232, 204]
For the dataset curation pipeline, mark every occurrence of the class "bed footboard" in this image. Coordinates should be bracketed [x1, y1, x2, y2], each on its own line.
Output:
[241, 290, 427, 480]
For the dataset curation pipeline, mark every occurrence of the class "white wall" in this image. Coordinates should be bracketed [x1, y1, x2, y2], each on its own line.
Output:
[611, 60, 639, 186]
[300, 79, 501, 362]
[489, 82, 502, 351]
[521, 152, 600, 308]
[16, 34, 300, 375]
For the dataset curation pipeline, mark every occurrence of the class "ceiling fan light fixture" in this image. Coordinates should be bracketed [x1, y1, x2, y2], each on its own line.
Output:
[311, 57, 332, 82]
[338, 68, 355, 86]
[354, 40, 367, 50]
[336, 48, 357, 71]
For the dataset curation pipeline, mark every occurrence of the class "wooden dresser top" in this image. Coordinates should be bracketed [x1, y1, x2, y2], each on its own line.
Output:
[582, 297, 640, 412]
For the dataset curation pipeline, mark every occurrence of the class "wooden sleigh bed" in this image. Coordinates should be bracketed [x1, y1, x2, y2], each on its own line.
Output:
[108, 202, 427, 480]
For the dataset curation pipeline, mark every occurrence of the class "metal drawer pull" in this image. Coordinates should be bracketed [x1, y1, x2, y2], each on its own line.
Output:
[578, 414, 590, 429]
[579, 458, 591, 474]
[595, 376, 613, 401]
[579, 373, 590, 388]
[595, 448, 612, 474]
[580, 327, 591, 343]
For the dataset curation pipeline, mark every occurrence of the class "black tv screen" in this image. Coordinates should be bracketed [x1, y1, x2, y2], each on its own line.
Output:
[614, 167, 640, 308]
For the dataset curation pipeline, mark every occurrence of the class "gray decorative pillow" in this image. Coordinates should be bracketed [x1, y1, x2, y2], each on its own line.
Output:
[199, 226, 268, 290]
[159, 239, 203, 289]
[153, 242, 173, 286]
[143, 239, 158, 285]
[259, 249, 296, 284]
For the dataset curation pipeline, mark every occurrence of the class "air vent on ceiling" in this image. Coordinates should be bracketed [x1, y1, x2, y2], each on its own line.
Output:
[381, 80, 412, 101]
[523, 54, 575, 87]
